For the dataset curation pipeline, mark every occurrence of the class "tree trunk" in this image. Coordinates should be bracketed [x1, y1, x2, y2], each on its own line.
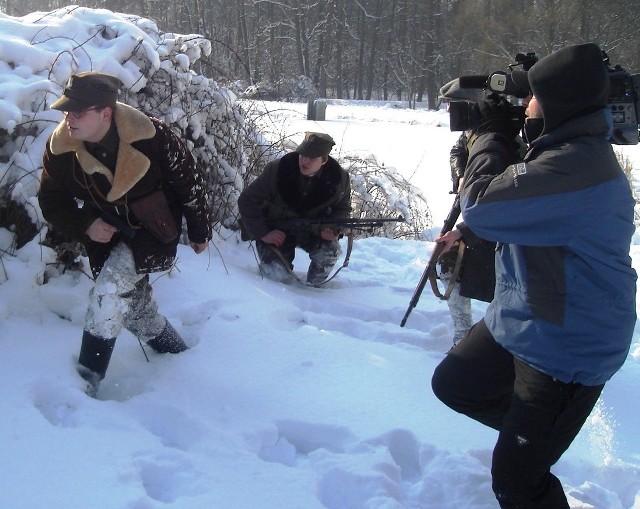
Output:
[356, 8, 366, 99]
[335, 1, 345, 98]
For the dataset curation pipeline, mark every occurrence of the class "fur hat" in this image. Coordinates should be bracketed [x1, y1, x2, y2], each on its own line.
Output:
[439, 78, 482, 102]
[296, 132, 335, 157]
[52, 72, 122, 112]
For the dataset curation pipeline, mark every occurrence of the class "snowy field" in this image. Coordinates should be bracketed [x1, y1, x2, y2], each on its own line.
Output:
[1, 7, 640, 509]
[1, 99, 639, 508]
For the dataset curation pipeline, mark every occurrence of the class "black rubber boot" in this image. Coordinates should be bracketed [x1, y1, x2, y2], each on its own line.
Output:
[77, 331, 116, 398]
[145, 321, 188, 354]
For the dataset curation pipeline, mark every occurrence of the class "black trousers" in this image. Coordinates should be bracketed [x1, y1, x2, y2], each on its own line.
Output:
[431, 320, 604, 509]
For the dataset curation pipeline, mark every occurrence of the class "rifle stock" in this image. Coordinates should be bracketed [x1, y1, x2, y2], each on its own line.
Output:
[399, 196, 461, 327]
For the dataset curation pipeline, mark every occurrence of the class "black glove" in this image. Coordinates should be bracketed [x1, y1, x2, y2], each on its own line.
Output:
[472, 94, 524, 138]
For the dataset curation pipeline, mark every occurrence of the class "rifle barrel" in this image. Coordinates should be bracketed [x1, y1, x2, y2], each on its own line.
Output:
[399, 241, 445, 327]
[399, 196, 460, 327]
[273, 215, 404, 228]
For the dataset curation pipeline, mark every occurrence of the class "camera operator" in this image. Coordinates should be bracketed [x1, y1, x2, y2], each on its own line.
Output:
[431, 42, 637, 508]
[435, 79, 515, 345]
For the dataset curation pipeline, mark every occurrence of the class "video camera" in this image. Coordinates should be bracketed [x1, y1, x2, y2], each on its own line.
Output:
[604, 53, 640, 145]
[448, 52, 538, 132]
[448, 50, 640, 145]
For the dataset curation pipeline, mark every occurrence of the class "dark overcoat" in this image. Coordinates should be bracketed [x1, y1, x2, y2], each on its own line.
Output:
[238, 152, 351, 240]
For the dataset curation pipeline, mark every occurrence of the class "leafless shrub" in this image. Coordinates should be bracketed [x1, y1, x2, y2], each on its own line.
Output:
[616, 149, 640, 226]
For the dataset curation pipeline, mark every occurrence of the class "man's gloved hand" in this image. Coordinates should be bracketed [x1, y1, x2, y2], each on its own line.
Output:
[472, 94, 525, 138]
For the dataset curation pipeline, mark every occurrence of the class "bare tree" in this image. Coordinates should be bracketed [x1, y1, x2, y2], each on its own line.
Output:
[4, 0, 640, 103]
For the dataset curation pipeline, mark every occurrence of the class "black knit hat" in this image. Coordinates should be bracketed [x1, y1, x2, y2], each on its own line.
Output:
[511, 43, 609, 134]
[52, 71, 122, 112]
[296, 132, 335, 157]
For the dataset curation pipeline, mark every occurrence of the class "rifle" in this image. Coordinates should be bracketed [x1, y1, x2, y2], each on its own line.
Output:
[101, 210, 138, 239]
[272, 215, 404, 235]
[400, 195, 461, 327]
[261, 215, 404, 286]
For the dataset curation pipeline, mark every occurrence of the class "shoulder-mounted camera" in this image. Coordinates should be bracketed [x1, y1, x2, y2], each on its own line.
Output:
[447, 50, 640, 145]
[447, 52, 537, 132]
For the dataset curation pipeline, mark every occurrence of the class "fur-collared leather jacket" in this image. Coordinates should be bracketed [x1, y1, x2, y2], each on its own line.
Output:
[238, 152, 351, 240]
[39, 102, 211, 277]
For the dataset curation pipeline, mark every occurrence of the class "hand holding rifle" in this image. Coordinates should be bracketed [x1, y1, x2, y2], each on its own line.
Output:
[319, 227, 340, 241]
[261, 229, 286, 246]
[436, 228, 462, 254]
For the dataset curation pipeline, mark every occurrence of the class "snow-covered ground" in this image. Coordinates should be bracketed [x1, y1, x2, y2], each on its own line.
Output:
[1, 7, 640, 509]
[1, 99, 639, 508]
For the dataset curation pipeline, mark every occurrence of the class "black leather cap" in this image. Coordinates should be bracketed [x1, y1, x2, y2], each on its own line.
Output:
[52, 71, 122, 111]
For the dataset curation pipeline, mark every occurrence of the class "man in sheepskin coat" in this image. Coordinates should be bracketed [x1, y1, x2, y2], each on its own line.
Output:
[39, 72, 211, 397]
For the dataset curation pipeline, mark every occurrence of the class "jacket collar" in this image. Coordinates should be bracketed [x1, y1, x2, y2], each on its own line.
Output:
[526, 109, 610, 154]
[49, 102, 157, 202]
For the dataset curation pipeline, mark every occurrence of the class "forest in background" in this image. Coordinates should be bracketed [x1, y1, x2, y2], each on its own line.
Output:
[1, 0, 639, 107]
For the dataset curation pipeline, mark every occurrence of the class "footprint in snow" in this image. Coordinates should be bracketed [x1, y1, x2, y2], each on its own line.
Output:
[129, 452, 206, 503]
[248, 419, 357, 467]
[32, 380, 83, 427]
[131, 402, 207, 451]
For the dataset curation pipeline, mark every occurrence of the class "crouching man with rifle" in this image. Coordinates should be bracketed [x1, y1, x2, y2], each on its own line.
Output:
[238, 132, 352, 286]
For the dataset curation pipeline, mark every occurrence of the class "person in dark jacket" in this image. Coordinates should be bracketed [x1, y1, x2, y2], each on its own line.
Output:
[431, 43, 637, 508]
[38, 72, 212, 397]
[436, 79, 501, 345]
[238, 132, 351, 286]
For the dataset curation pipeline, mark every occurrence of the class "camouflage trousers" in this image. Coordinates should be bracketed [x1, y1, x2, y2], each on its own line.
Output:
[84, 242, 166, 340]
[438, 258, 473, 346]
[256, 236, 341, 285]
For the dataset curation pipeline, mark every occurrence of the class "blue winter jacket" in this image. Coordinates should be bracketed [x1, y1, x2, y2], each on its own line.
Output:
[461, 109, 637, 385]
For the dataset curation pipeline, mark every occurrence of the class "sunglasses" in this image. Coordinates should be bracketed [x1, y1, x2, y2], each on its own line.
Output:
[63, 107, 102, 120]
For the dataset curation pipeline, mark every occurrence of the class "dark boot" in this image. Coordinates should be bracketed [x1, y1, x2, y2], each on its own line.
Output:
[77, 331, 116, 398]
[145, 321, 188, 354]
